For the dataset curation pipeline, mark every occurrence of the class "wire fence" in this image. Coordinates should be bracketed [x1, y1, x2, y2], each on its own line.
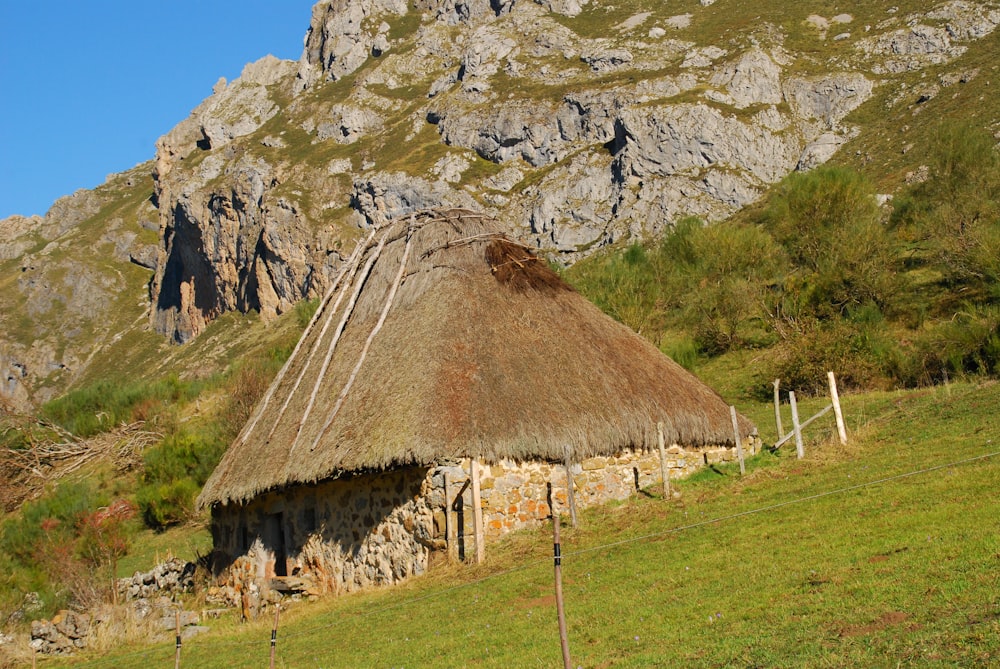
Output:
[54, 448, 1000, 668]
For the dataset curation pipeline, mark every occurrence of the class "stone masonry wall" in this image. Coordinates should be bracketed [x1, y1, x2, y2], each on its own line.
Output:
[210, 439, 757, 608]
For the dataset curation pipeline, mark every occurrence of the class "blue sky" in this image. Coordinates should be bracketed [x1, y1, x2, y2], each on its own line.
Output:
[0, 1, 317, 219]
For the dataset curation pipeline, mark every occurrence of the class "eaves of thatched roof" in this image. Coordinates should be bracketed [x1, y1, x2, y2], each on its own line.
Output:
[198, 209, 755, 507]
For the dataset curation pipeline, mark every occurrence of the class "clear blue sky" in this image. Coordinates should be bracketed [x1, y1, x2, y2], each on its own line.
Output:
[0, 1, 317, 219]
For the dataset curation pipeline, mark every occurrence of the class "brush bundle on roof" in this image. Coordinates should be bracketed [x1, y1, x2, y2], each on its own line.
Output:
[199, 208, 754, 507]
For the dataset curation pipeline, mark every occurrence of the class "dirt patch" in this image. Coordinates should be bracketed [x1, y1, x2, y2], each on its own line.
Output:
[839, 611, 909, 637]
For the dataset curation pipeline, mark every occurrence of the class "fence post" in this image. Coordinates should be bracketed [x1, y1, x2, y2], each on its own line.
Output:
[827, 371, 848, 445]
[553, 512, 573, 669]
[444, 472, 457, 563]
[730, 406, 746, 475]
[773, 379, 784, 440]
[470, 458, 485, 565]
[270, 606, 280, 669]
[657, 421, 670, 498]
[174, 611, 181, 669]
[789, 391, 804, 459]
[563, 446, 578, 528]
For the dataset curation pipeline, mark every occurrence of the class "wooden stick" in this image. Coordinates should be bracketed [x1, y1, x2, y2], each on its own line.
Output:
[730, 405, 746, 476]
[290, 227, 391, 453]
[563, 445, 577, 528]
[270, 606, 280, 669]
[773, 379, 784, 441]
[553, 512, 573, 669]
[174, 611, 181, 669]
[265, 227, 379, 446]
[828, 371, 848, 445]
[238, 229, 373, 447]
[657, 421, 670, 499]
[772, 404, 832, 450]
[444, 472, 457, 563]
[790, 391, 804, 460]
[470, 458, 485, 565]
[310, 228, 415, 450]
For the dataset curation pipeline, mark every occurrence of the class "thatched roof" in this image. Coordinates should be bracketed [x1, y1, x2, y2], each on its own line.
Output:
[199, 209, 755, 507]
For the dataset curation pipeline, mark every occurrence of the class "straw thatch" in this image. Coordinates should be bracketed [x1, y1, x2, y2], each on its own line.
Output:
[199, 208, 755, 507]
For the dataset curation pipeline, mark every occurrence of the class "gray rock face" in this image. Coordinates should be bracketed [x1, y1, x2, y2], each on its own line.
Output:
[784, 74, 874, 128]
[708, 49, 783, 108]
[6, 0, 999, 370]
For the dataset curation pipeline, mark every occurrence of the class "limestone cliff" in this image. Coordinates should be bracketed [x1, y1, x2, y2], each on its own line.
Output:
[2, 0, 999, 404]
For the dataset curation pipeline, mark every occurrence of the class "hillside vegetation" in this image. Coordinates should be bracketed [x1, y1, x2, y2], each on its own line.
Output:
[1, 0, 999, 662]
[28, 381, 1000, 668]
[566, 122, 1000, 396]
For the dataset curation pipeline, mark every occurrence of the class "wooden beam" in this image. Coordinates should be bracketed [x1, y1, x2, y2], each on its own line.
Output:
[563, 446, 577, 528]
[730, 405, 745, 476]
[657, 422, 670, 499]
[828, 371, 848, 445]
[470, 458, 484, 564]
[790, 391, 804, 459]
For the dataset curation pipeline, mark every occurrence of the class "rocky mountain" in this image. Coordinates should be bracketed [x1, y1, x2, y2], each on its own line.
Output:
[2, 0, 998, 409]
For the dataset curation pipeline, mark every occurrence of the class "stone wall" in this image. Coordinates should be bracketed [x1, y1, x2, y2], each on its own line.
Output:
[210, 439, 756, 608]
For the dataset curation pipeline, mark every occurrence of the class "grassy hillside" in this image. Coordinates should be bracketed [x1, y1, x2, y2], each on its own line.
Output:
[26, 380, 996, 668]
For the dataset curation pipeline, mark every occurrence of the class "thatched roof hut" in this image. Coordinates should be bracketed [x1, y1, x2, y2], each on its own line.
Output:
[199, 208, 754, 509]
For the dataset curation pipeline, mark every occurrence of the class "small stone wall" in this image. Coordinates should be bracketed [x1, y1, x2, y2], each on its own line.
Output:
[210, 439, 756, 608]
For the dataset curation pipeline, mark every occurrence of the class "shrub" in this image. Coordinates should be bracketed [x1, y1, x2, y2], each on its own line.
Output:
[901, 123, 1000, 297]
[762, 166, 901, 316]
[765, 317, 901, 396]
[136, 429, 227, 529]
[900, 306, 1000, 385]
[40, 375, 201, 437]
[136, 479, 201, 529]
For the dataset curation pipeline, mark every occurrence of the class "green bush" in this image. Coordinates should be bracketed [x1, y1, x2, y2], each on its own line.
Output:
[896, 123, 1000, 299]
[136, 479, 201, 529]
[900, 306, 1000, 385]
[765, 317, 902, 397]
[762, 166, 901, 316]
[136, 429, 227, 529]
[0, 480, 98, 564]
[41, 375, 202, 437]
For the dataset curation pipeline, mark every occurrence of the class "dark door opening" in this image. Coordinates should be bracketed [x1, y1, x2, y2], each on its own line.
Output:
[264, 512, 287, 577]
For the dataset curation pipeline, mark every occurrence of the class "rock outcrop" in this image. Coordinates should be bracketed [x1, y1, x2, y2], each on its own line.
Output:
[2, 0, 999, 401]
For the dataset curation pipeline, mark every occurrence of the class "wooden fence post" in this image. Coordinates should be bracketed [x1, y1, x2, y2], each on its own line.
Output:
[444, 472, 457, 563]
[827, 371, 848, 445]
[789, 391, 804, 459]
[730, 406, 746, 476]
[563, 446, 577, 528]
[657, 422, 670, 498]
[773, 379, 784, 441]
[174, 611, 181, 669]
[470, 458, 485, 565]
[270, 606, 280, 669]
[553, 513, 573, 669]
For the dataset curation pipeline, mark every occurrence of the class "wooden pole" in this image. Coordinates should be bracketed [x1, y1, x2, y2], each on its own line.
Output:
[470, 458, 485, 565]
[553, 513, 573, 669]
[773, 379, 784, 440]
[657, 421, 670, 499]
[444, 472, 457, 563]
[730, 405, 746, 476]
[563, 446, 577, 528]
[174, 611, 181, 669]
[790, 391, 804, 459]
[827, 371, 848, 445]
[270, 606, 280, 669]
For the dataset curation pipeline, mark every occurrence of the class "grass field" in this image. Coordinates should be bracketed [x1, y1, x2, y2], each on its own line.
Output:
[48, 381, 999, 668]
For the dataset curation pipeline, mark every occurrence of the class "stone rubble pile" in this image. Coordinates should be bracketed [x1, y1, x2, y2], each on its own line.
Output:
[29, 610, 90, 656]
[117, 557, 196, 600]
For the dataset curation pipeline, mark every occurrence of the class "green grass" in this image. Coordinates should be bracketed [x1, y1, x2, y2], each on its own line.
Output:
[55, 381, 1000, 668]
[116, 525, 212, 579]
